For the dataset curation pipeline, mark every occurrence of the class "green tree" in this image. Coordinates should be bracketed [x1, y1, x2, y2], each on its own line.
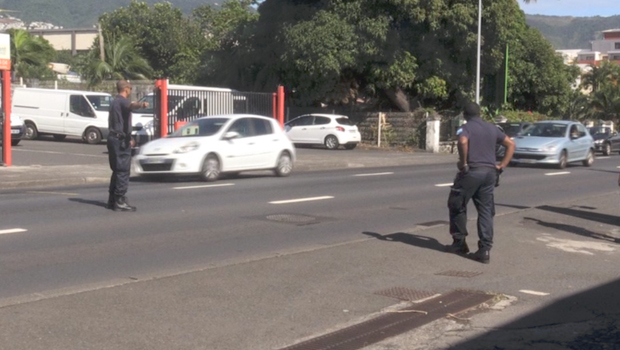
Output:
[98, 1, 207, 83]
[8, 29, 56, 80]
[78, 35, 153, 87]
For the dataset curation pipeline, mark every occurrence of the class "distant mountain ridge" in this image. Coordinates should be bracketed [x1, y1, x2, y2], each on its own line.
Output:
[0, 0, 221, 28]
[526, 14, 620, 50]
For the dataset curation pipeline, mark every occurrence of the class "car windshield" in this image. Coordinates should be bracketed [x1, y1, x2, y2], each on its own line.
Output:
[524, 123, 567, 138]
[588, 127, 610, 136]
[169, 118, 228, 138]
[86, 95, 112, 112]
[497, 123, 523, 137]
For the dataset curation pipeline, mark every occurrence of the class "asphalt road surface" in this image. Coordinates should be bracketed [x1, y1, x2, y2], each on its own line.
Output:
[1, 146, 619, 303]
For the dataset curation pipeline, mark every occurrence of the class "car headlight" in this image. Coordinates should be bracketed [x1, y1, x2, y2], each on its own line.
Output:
[174, 142, 200, 153]
[542, 145, 557, 152]
[594, 139, 603, 144]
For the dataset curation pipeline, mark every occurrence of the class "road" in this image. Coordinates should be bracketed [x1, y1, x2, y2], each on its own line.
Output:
[1, 142, 618, 303]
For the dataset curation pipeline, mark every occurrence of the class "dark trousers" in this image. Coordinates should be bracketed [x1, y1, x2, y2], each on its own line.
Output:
[447, 167, 496, 249]
[107, 136, 131, 198]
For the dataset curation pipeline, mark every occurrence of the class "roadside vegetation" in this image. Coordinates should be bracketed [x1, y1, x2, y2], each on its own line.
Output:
[7, 0, 620, 124]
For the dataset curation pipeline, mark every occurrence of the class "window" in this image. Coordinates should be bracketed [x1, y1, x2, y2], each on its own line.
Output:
[250, 118, 273, 136]
[170, 118, 227, 138]
[615, 42, 620, 50]
[336, 117, 354, 125]
[228, 118, 254, 138]
[86, 95, 111, 112]
[70, 95, 94, 117]
[313, 116, 331, 125]
[289, 116, 313, 127]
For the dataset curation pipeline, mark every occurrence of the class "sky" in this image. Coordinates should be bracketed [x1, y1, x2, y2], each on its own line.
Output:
[518, 0, 620, 17]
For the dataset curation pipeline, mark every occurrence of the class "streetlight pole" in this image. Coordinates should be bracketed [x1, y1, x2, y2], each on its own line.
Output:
[475, 0, 482, 104]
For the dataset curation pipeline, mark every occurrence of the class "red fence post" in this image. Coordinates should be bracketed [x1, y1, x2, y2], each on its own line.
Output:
[277, 85, 285, 128]
[2, 70, 11, 166]
[155, 79, 168, 138]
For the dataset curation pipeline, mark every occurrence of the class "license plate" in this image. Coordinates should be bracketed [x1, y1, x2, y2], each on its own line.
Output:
[10, 129, 19, 134]
[520, 159, 536, 164]
[145, 158, 166, 164]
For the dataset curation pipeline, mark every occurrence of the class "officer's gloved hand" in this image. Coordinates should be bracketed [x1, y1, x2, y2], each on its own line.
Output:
[457, 161, 469, 174]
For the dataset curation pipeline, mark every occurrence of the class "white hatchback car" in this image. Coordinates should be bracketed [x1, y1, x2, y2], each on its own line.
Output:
[284, 114, 361, 150]
[133, 114, 295, 181]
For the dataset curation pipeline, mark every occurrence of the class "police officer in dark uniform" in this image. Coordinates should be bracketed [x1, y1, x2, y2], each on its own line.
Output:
[106, 80, 148, 212]
[446, 102, 515, 263]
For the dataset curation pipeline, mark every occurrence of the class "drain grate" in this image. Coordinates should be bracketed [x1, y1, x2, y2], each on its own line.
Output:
[435, 270, 482, 278]
[266, 214, 319, 225]
[417, 220, 449, 227]
[277, 289, 494, 350]
[374, 287, 437, 302]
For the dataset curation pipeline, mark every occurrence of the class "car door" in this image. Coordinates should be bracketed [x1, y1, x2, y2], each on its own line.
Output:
[222, 117, 259, 170]
[285, 115, 314, 143]
[248, 117, 278, 168]
[307, 116, 332, 144]
[568, 124, 590, 160]
[65, 94, 96, 136]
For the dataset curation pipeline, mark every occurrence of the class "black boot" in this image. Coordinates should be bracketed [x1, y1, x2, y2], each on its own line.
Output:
[106, 194, 114, 210]
[470, 247, 490, 264]
[113, 196, 136, 212]
[445, 239, 469, 254]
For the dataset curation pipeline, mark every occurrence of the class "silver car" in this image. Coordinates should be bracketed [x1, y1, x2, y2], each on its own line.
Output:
[511, 121, 594, 169]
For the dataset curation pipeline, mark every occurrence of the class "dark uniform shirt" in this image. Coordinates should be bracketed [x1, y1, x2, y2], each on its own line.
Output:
[108, 95, 132, 140]
[457, 116, 506, 168]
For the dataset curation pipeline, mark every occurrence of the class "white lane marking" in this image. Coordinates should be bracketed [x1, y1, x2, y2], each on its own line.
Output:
[270, 196, 334, 205]
[545, 171, 570, 176]
[0, 228, 27, 235]
[597, 156, 610, 160]
[435, 183, 453, 187]
[537, 235, 615, 255]
[173, 183, 235, 190]
[13, 149, 107, 158]
[519, 290, 550, 296]
[27, 191, 78, 196]
[353, 172, 394, 177]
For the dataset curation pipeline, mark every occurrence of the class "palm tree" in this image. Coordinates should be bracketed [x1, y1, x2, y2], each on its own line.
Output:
[81, 36, 153, 87]
[581, 61, 620, 93]
[8, 29, 56, 79]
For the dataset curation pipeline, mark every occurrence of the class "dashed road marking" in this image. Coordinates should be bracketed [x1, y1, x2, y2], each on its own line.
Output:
[598, 156, 610, 160]
[27, 191, 78, 196]
[519, 290, 550, 296]
[270, 196, 334, 205]
[544, 171, 570, 176]
[173, 183, 235, 190]
[435, 183, 453, 187]
[0, 228, 27, 235]
[353, 172, 394, 177]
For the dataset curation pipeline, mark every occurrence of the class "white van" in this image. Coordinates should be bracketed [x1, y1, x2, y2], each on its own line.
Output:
[12, 88, 112, 144]
[132, 84, 238, 147]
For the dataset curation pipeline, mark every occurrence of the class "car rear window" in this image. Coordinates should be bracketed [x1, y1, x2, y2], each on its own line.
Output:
[336, 117, 353, 125]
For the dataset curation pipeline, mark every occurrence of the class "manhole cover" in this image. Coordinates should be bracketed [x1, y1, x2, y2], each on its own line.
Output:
[435, 270, 482, 278]
[374, 287, 437, 302]
[266, 214, 318, 225]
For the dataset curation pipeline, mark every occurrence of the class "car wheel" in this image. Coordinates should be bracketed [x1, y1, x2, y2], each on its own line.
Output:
[557, 150, 567, 169]
[582, 149, 594, 167]
[344, 143, 357, 150]
[603, 143, 611, 156]
[84, 128, 101, 144]
[53, 134, 67, 141]
[24, 122, 38, 140]
[11, 139, 20, 146]
[201, 154, 221, 182]
[274, 151, 293, 177]
[324, 135, 339, 150]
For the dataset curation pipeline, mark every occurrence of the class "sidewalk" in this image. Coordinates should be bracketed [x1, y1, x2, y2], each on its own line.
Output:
[0, 147, 455, 190]
[0, 191, 619, 349]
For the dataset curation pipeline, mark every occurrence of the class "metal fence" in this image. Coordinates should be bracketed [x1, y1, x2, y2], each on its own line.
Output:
[154, 86, 274, 135]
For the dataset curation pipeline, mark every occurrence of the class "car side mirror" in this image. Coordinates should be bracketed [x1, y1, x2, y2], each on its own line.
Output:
[223, 131, 240, 140]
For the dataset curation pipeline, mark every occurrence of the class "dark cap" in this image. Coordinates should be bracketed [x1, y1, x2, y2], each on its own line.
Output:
[463, 102, 480, 119]
[117, 80, 131, 93]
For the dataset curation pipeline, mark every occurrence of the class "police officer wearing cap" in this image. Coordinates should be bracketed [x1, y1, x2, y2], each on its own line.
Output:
[446, 102, 515, 263]
[106, 80, 148, 212]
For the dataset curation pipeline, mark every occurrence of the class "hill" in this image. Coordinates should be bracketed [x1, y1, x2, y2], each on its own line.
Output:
[0, 0, 220, 28]
[526, 14, 620, 49]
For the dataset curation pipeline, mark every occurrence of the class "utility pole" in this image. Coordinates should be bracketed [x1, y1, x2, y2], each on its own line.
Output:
[97, 23, 105, 62]
[475, 0, 482, 104]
